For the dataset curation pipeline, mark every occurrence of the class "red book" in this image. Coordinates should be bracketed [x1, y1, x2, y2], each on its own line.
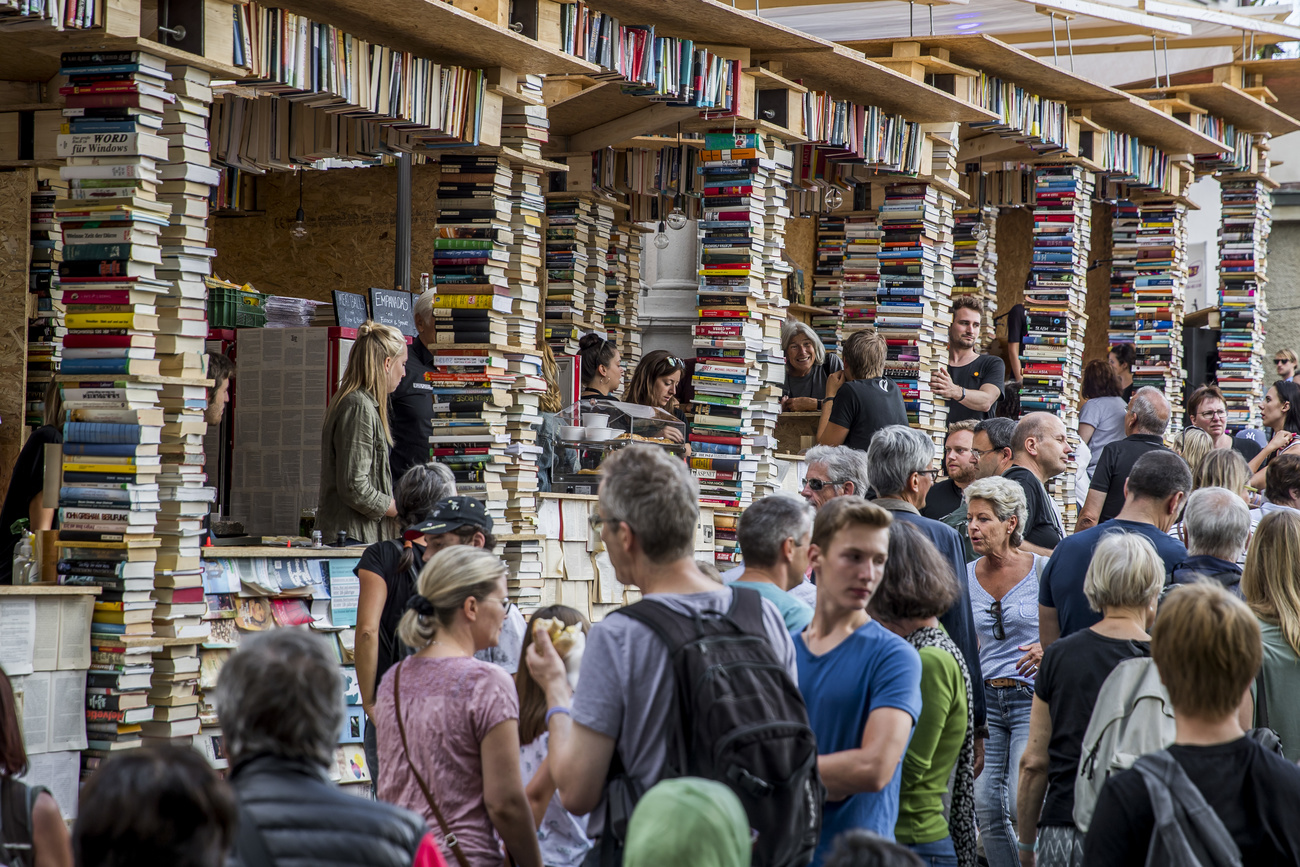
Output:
[66, 92, 157, 109]
[164, 587, 205, 604]
[704, 210, 753, 221]
[59, 83, 145, 95]
[690, 433, 743, 446]
[703, 186, 753, 195]
[64, 334, 152, 348]
[62, 290, 150, 305]
[433, 447, 489, 456]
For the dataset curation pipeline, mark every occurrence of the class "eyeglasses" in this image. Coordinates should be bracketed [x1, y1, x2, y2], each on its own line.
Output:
[483, 597, 511, 608]
[916, 468, 941, 481]
[970, 448, 991, 460]
[803, 478, 842, 492]
[1196, 409, 1227, 419]
[589, 512, 606, 533]
[988, 600, 1006, 641]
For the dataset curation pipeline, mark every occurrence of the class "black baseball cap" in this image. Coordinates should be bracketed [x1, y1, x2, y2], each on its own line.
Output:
[404, 496, 493, 540]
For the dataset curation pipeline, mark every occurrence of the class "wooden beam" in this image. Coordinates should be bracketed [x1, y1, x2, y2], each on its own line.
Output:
[1142, 0, 1300, 41]
[567, 103, 701, 153]
[997, 23, 1170, 44]
[1030, 0, 1190, 37]
[1022, 36, 1251, 57]
[0, 168, 34, 498]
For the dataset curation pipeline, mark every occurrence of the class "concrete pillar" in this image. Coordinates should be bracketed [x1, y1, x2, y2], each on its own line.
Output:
[640, 220, 698, 360]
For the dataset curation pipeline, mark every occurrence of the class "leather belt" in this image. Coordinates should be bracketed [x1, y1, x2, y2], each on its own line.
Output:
[985, 677, 1025, 688]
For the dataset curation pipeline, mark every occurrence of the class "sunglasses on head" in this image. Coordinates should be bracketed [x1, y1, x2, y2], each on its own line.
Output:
[665, 356, 683, 369]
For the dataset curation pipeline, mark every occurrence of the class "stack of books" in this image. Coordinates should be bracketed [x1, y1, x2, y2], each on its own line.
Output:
[604, 225, 643, 368]
[1092, 132, 1173, 195]
[841, 212, 880, 340]
[144, 642, 202, 745]
[968, 74, 1068, 155]
[0, 0, 101, 29]
[1194, 116, 1251, 174]
[690, 131, 773, 517]
[812, 212, 846, 353]
[1107, 200, 1138, 352]
[877, 183, 953, 443]
[1024, 166, 1094, 528]
[1217, 176, 1271, 428]
[28, 178, 64, 425]
[85, 636, 158, 771]
[545, 198, 594, 354]
[952, 207, 998, 348]
[1132, 201, 1188, 404]
[500, 75, 548, 159]
[583, 203, 617, 328]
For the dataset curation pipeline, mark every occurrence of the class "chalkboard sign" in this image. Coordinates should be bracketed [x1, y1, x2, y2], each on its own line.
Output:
[369, 288, 417, 338]
[332, 290, 368, 329]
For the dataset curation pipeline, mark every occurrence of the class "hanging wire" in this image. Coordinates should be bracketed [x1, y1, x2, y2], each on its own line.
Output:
[1050, 14, 1059, 66]
[1152, 35, 1160, 89]
[929, 3, 935, 36]
[1162, 38, 1171, 88]
[1065, 16, 1075, 73]
[910, 0, 915, 38]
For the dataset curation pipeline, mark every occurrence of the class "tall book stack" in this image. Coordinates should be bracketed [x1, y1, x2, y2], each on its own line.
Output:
[1132, 201, 1187, 404]
[841, 212, 880, 340]
[432, 155, 518, 530]
[1025, 166, 1093, 527]
[584, 203, 618, 328]
[29, 178, 65, 425]
[1107, 200, 1138, 352]
[811, 213, 846, 353]
[1216, 176, 1271, 428]
[691, 131, 774, 520]
[544, 198, 593, 354]
[952, 207, 997, 348]
[84, 636, 157, 776]
[604, 225, 642, 367]
[877, 183, 954, 447]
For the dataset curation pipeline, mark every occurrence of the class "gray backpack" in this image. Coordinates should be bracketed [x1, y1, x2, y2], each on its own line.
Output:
[1073, 656, 1176, 832]
[1131, 750, 1242, 867]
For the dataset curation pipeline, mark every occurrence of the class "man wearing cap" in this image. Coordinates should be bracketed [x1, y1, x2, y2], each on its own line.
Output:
[406, 496, 526, 673]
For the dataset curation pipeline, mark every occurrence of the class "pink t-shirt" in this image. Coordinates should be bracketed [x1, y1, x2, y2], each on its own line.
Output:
[376, 656, 519, 867]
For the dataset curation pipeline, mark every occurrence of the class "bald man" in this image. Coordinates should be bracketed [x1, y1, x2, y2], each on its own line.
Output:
[1078, 386, 1173, 530]
[1005, 412, 1072, 555]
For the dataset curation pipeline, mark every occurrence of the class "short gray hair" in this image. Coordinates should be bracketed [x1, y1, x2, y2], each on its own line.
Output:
[1183, 487, 1251, 561]
[413, 289, 436, 327]
[599, 444, 699, 563]
[805, 445, 870, 497]
[1130, 386, 1171, 436]
[1084, 532, 1165, 612]
[738, 494, 814, 569]
[781, 319, 826, 365]
[217, 628, 344, 768]
[866, 425, 934, 497]
[396, 461, 457, 527]
[963, 476, 1028, 548]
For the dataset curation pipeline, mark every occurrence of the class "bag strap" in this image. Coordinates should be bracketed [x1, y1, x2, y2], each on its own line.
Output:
[394, 662, 473, 867]
[1254, 667, 1270, 730]
[725, 586, 767, 638]
[1133, 751, 1242, 867]
[234, 800, 278, 867]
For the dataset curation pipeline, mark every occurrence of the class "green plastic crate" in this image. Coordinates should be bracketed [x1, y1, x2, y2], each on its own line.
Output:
[209, 286, 266, 328]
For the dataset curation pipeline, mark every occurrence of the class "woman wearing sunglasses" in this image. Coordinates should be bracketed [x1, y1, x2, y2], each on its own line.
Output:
[962, 476, 1046, 867]
[624, 350, 688, 445]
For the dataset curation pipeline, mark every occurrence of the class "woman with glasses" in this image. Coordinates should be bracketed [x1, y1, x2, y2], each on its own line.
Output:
[375, 545, 543, 867]
[624, 350, 688, 445]
[962, 477, 1045, 867]
[1015, 533, 1163, 867]
[1186, 384, 1260, 461]
[1247, 380, 1300, 490]
[577, 333, 624, 399]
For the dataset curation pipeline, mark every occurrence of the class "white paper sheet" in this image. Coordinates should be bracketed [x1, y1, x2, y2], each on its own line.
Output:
[58, 597, 93, 670]
[560, 500, 590, 542]
[50, 670, 87, 752]
[18, 750, 80, 820]
[0, 599, 36, 677]
[31, 599, 61, 672]
[18, 672, 50, 754]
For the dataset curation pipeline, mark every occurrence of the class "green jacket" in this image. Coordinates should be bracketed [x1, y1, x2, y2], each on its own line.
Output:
[317, 390, 392, 544]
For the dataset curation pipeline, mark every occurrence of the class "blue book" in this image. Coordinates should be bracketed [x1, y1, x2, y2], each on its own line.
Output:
[68, 120, 154, 134]
[59, 64, 152, 75]
[691, 440, 741, 455]
[60, 486, 139, 501]
[59, 358, 147, 375]
[63, 422, 145, 444]
[87, 621, 128, 634]
[63, 442, 142, 457]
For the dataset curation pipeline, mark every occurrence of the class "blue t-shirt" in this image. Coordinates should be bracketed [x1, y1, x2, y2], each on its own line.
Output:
[796, 620, 922, 864]
[731, 579, 813, 633]
[1038, 519, 1187, 638]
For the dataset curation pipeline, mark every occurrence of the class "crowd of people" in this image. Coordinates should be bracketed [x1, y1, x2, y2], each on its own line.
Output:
[7, 292, 1300, 867]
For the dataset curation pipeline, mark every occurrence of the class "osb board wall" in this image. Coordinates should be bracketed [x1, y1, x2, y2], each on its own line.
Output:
[0, 169, 35, 496]
[785, 215, 816, 307]
[1084, 200, 1114, 366]
[995, 206, 1033, 338]
[211, 163, 441, 303]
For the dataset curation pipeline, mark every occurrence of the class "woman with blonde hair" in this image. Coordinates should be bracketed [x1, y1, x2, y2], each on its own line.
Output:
[1017, 533, 1163, 866]
[1243, 509, 1300, 761]
[375, 545, 542, 867]
[1193, 447, 1250, 497]
[1171, 426, 1213, 482]
[317, 320, 407, 545]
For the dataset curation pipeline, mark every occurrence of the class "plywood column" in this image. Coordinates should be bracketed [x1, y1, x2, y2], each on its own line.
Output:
[0, 169, 36, 495]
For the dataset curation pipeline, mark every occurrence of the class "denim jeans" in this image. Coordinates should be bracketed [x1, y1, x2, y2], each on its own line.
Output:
[907, 836, 958, 867]
[975, 682, 1034, 867]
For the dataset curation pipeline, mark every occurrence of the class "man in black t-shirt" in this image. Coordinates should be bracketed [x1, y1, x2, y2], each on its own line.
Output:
[1084, 583, 1300, 865]
[389, 292, 438, 485]
[1004, 301, 1027, 384]
[1078, 387, 1171, 530]
[934, 297, 1004, 423]
[1005, 412, 1070, 555]
[819, 328, 909, 452]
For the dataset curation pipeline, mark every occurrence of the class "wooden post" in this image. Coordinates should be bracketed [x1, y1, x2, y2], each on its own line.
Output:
[0, 168, 35, 497]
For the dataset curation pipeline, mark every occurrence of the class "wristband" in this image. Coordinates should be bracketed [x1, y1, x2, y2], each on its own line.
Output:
[545, 706, 572, 724]
[961, 387, 967, 401]
[1016, 840, 1037, 853]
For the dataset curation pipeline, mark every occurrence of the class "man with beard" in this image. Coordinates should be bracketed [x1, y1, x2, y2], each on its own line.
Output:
[933, 298, 1005, 424]
[922, 420, 980, 520]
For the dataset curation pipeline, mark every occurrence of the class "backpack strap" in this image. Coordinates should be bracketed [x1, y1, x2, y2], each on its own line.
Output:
[1133, 751, 1243, 867]
[1254, 668, 1270, 731]
[0, 777, 42, 867]
[726, 586, 767, 639]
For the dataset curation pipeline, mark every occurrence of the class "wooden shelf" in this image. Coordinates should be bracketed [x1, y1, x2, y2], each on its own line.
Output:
[0, 33, 248, 80]
[266, 0, 598, 75]
[1126, 82, 1300, 137]
[202, 545, 366, 558]
[1235, 57, 1300, 124]
[842, 35, 1125, 105]
[1184, 307, 1220, 329]
[0, 102, 62, 112]
[1075, 96, 1226, 155]
[788, 302, 834, 316]
[427, 146, 568, 172]
[0, 585, 100, 595]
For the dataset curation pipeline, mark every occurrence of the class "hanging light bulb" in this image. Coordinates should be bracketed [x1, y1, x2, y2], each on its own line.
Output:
[289, 170, 309, 241]
[824, 186, 844, 210]
[654, 220, 670, 250]
[971, 221, 989, 242]
[666, 202, 688, 231]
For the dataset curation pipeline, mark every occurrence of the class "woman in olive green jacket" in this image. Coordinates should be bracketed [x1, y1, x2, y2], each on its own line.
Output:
[317, 321, 407, 545]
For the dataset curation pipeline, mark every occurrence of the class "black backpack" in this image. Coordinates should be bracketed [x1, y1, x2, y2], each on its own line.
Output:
[612, 587, 823, 867]
[0, 777, 44, 867]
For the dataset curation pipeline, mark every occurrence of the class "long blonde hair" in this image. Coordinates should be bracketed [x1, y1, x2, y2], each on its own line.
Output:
[329, 320, 405, 444]
[1242, 509, 1300, 655]
[1171, 427, 1213, 480]
[397, 545, 507, 649]
[540, 340, 563, 414]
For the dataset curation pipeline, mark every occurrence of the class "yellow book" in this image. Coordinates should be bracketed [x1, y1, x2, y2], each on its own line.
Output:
[65, 312, 161, 330]
[62, 462, 157, 474]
